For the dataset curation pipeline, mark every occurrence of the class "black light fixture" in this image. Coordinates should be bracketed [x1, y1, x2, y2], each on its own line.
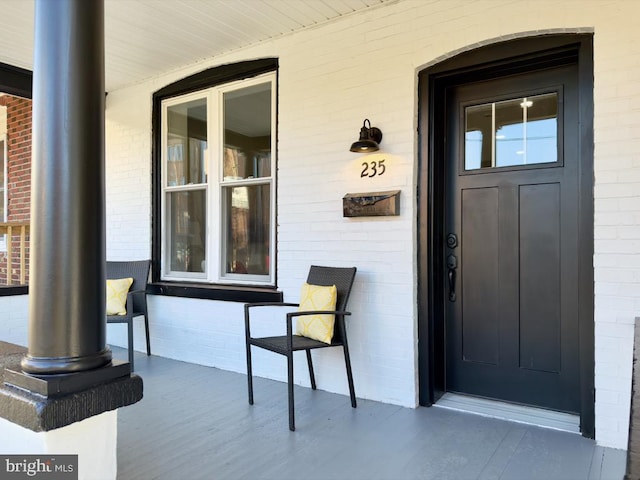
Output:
[350, 118, 383, 153]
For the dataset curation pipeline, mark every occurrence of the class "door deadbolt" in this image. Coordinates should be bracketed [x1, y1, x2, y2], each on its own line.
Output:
[446, 233, 458, 249]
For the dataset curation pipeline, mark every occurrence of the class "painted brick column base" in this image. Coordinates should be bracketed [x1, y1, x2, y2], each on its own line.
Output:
[0, 342, 143, 479]
[0, 412, 117, 480]
[626, 318, 640, 479]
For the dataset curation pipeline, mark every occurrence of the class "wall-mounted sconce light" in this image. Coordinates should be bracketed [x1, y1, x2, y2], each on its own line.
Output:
[350, 118, 383, 153]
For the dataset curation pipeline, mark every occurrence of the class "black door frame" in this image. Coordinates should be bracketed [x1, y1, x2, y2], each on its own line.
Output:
[417, 34, 595, 438]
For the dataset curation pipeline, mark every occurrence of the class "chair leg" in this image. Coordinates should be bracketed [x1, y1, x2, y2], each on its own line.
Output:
[288, 352, 295, 431]
[342, 344, 356, 408]
[306, 350, 316, 390]
[144, 314, 151, 356]
[127, 319, 134, 371]
[246, 342, 254, 405]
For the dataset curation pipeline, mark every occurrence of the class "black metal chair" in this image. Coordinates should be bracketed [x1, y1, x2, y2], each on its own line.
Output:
[245, 265, 357, 430]
[106, 260, 151, 370]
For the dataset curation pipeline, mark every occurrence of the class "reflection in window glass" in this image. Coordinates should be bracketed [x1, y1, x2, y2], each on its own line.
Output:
[465, 104, 492, 169]
[167, 190, 206, 274]
[465, 93, 557, 170]
[223, 83, 271, 180]
[223, 184, 270, 276]
[161, 73, 275, 284]
[167, 98, 207, 186]
[0, 139, 4, 221]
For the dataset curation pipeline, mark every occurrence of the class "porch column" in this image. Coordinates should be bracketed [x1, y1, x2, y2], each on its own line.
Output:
[21, 0, 112, 373]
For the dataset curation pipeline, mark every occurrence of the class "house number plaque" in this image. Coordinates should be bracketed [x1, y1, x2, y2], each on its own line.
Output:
[343, 190, 400, 217]
[361, 159, 386, 178]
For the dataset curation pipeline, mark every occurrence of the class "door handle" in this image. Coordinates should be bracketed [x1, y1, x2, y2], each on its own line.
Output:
[447, 254, 457, 302]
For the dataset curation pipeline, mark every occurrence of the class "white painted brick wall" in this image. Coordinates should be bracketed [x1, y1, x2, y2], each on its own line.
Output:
[0, 295, 27, 347]
[97, 0, 640, 449]
[105, 83, 153, 261]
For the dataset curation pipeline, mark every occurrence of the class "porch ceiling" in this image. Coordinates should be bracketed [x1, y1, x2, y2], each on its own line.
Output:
[0, 0, 395, 92]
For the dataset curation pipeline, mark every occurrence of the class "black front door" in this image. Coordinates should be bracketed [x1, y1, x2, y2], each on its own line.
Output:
[444, 62, 581, 413]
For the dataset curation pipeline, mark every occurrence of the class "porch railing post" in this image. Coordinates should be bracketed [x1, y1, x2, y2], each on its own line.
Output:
[19, 224, 26, 285]
[21, 0, 112, 373]
[0, 222, 30, 285]
[6, 224, 12, 285]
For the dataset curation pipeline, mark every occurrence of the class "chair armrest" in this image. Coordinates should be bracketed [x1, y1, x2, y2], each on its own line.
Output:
[286, 310, 351, 318]
[125, 290, 146, 302]
[285, 310, 351, 330]
[123, 289, 148, 315]
[125, 289, 146, 303]
[282, 310, 352, 341]
[244, 302, 300, 338]
[245, 302, 299, 309]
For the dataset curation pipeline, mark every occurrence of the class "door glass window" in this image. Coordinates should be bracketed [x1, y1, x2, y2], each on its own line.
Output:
[465, 92, 557, 170]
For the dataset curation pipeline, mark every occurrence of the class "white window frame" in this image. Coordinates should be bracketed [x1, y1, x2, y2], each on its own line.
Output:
[0, 136, 6, 222]
[160, 73, 276, 286]
[0, 104, 7, 252]
[161, 90, 209, 282]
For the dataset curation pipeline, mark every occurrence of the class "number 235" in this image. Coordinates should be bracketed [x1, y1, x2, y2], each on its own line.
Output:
[361, 159, 386, 178]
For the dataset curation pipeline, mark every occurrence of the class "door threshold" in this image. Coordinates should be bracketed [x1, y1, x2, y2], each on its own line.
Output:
[434, 393, 580, 434]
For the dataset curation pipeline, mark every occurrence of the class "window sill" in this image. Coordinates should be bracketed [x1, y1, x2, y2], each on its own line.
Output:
[147, 282, 283, 303]
[0, 285, 28, 296]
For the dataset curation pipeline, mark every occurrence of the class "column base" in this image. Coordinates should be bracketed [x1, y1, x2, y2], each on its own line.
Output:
[5, 360, 130, 397]
[0, 341, 142, 432]
[21, 347, 113, 375]
[0, 411, 117, 480]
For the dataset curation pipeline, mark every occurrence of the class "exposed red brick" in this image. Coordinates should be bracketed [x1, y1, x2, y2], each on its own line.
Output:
[0, 94, 32, 285]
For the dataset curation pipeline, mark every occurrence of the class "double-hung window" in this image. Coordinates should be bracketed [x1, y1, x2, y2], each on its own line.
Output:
[0, 135, 5, 253]
[160, 72, 276, 286]
[0, 105, 6, 252]
[0, 137, 5, 223]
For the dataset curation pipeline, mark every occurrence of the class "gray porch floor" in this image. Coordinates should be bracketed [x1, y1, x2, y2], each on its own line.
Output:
[116, 350, 627, 480]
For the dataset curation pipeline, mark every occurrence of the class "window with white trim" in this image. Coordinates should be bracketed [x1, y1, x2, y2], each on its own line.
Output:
[160, 73, 275, 285]
[0, 104, 6, 252]
[0, 137, 5, 223]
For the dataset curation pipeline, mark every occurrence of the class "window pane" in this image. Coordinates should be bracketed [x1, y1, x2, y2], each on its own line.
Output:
[167, 98, 207, 186]
[167, 190, 206, 274]
[520, 93, 557, 165]
[223, 184, 270, 276]
[223, 82, 271, 180]
[465, 104, 490, 169]
[0, 140, 4, 220]
[494, 98, 525, 167]
[159, 72, 276, 285]
[465, 93, 558, 170]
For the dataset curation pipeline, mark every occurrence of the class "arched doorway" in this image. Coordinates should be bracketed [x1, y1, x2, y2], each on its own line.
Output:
[417, 34, 595, 437]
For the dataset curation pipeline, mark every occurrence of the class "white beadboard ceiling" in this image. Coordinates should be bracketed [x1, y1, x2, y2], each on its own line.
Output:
[0, 0, 395, 92]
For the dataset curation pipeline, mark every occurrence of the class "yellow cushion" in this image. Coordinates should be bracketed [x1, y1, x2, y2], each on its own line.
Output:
[106, 277, 133, 315]
[295, 283, 337, 344]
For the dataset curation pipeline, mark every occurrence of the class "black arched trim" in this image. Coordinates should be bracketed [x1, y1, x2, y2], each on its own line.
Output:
[150, 58, 281, 303]
[0, 62, 32, 99]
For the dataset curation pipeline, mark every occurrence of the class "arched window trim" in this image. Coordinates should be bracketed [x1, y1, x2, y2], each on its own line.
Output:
[149, 58, 282, 303]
